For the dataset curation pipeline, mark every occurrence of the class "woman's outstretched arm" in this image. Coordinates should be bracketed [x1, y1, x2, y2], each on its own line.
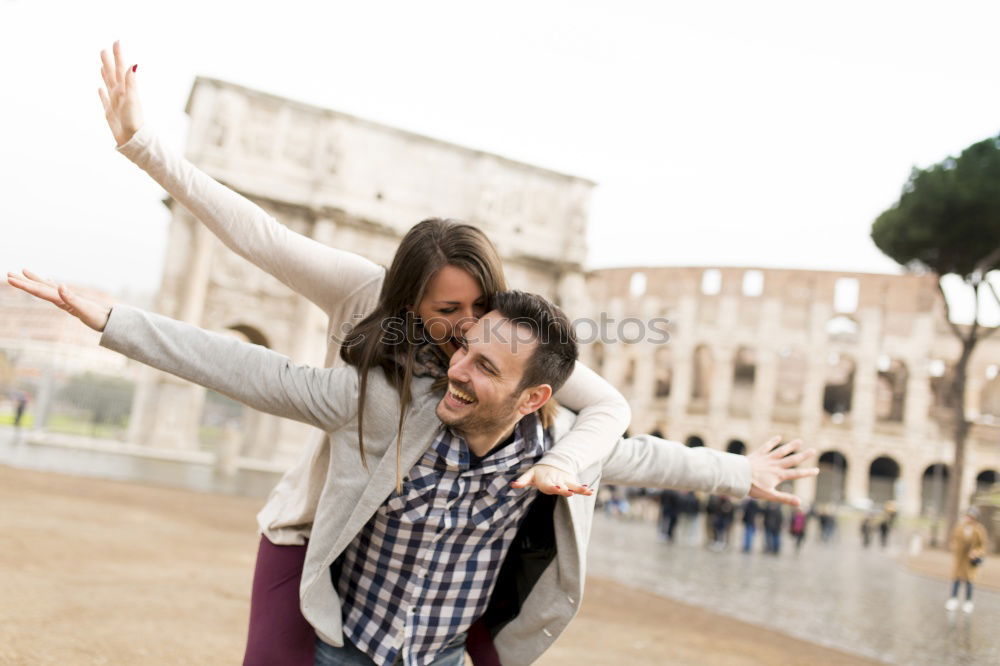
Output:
[99, 42, 383, 316]
[7, 271, 360, 431]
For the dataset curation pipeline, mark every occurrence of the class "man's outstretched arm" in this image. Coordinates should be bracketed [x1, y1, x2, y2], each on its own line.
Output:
[7, 270, 359, 431]
[601, 435, 818, 506]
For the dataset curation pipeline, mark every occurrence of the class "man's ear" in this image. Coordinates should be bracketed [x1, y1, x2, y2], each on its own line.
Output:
[518, 384, 553, 415]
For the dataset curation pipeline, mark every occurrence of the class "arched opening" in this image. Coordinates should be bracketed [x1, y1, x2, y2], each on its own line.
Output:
[685, 435, 705, 448]
[590, 342, 605, 375]
[826, 315, 859, 345]
[976, 470, 998, 494]
[875, 357, 907, 423]
[730, 346, 756, 418]
[928, 359, 957, 423]
[689, 345, 713, 414]
[726, 440, 746, 455]
[823, 353, 855, 423]
[654, 346, 672, 398]
[980, 373, 1000, 423]
[868, 456, 900, 505]
[623, 358, 637, 393]
[816, 451, 847, 504]
[921, 464, 950, 517]
[773, 347, 806, 423]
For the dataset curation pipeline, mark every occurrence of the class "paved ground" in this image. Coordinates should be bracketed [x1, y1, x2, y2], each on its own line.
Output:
[586, 512, 1000, 666]
[0, 461, 877, 665]
[2, 429, 995, 664]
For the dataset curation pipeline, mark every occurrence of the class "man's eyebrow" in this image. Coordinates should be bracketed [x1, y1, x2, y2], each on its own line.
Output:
[472, 349, 502, 375]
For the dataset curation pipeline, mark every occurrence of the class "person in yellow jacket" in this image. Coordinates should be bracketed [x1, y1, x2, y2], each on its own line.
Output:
[945, 507, 989, 613]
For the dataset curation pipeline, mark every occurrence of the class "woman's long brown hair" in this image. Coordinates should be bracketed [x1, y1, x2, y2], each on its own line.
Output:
[340, 218, 507, 487]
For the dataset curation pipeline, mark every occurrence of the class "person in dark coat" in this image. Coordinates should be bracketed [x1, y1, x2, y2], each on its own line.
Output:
[763, 502, 784, 554]
[13, 392, 28, 428]
[658, 489, 680, 543]
[740, 498, 761, 553]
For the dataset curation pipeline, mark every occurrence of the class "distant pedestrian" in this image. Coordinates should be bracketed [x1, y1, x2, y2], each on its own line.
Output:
[945, 507, 989, 614]
[704, 494, 720, 546]
[861, 514, 874, 548]
[818, 505, 837, 543]
[711, 495, 735, 551]
[763, 502, 783, 554]
[741, 498, 761, 553]
[13, 392, 28, 428]
[679, 491, 701, 545]
[879, 501, 897, 549]
[789, 508, 807, 553]
[658, 489, 680, 543]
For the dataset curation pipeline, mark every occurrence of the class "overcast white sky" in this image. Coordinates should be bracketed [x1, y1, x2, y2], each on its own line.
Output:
[2, 0, 998, 322]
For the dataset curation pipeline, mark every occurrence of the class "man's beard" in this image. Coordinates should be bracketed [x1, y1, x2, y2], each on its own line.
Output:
[437, 385, 521, 438]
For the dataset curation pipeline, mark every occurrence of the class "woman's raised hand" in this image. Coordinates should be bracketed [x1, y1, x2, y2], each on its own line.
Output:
[6, 270, 112, 332]
[98, 41, 143, 146]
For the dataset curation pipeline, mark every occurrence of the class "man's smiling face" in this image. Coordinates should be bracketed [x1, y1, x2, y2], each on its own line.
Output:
[435, 311, 538, 435]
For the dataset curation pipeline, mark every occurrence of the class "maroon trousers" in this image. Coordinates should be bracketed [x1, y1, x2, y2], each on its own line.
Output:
[242, 536, 500, 665]
[243, 536, 314, 666]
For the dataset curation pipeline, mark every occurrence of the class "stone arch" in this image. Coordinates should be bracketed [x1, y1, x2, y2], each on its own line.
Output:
[685, 435, 705, 448]
[654, 346, 672, 398]
[823, 353, 855, 422]
[868, 456, 900, 504]
[726, 439, 746, 455]
[976, 469, 998, 494]
[980, 375, 1000, 421]
[876, 357, 908, 423]
[198, 323, 275, 457]
[815, 450, 848, 504]
[826, 315, 859, 345]
[921, 463, 950, 516]
[730, 346, 756, 418]
[928, 359, 957, 421]
[228, 324, 270, 348]
[689, 345, 713, 414]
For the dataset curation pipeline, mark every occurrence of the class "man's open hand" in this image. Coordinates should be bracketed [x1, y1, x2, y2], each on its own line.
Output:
[746, 436, 819, 507]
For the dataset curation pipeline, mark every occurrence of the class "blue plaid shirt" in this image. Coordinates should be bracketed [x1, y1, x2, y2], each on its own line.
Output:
[334, 413, 548, 666]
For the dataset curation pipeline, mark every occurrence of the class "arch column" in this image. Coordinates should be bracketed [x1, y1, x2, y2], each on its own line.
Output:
[897, 457, 922, 516]
[127, 218, 214, 449]
[846, 455, 870, 506]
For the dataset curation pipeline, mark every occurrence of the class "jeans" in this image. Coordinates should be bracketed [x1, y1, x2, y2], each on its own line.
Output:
[315, 634, 467, 666]
[951, 580, 973, 600]
[742, 525, 756, 552]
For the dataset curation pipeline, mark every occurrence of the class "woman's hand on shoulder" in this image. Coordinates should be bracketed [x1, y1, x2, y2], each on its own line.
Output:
[98, 41, 144, 146]
[511, 463, 593, 497]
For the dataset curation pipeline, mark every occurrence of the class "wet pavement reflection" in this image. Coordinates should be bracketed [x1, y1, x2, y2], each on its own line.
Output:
[587, 512, 999, 666]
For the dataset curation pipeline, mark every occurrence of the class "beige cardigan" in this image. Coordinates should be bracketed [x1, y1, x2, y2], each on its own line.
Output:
[100, 305, 750, 665]
[118, 126, 632, 545]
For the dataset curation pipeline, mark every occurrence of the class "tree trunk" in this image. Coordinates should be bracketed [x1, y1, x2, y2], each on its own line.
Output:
[945, 336, 975, 535]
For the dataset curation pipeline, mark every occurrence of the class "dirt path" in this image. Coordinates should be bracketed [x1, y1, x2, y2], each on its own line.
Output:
[0, 466, 880, 665]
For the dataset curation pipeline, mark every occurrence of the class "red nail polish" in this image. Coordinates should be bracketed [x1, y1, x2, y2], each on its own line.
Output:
[132, 64, 138, 73]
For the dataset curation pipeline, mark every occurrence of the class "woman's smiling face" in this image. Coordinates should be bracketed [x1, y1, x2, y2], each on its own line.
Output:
[414, 264, 487, 358]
